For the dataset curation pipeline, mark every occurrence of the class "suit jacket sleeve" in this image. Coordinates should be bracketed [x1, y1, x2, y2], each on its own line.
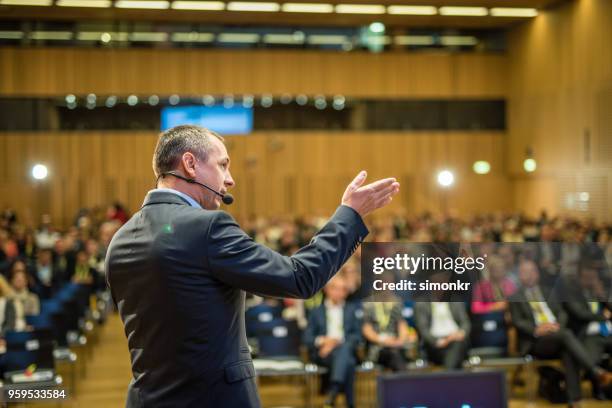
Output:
[206, 205, 368, 299]
[414, 303, 436, 347]
[509, 300, 535, 338]
[453, 303, 471, 335]
[344, 304, 363, 348]
[303, 307, 322, 351]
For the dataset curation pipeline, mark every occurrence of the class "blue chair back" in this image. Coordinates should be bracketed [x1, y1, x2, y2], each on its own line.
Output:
[470, 310, 508, 350]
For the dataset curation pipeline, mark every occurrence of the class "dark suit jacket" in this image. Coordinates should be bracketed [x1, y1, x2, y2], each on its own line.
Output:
[105, 191, 367, 408]
[563, 279, 612, 339]
[302, 301, 362, 359]
[413, 302, 471, 348]
[508, 287, 568, 355]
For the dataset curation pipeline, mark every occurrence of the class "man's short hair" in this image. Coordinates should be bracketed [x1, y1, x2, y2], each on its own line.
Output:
[152, 125, 224, 177]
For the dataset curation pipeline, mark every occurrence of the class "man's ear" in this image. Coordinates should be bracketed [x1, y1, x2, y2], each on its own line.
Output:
[181, 152, 197, 178]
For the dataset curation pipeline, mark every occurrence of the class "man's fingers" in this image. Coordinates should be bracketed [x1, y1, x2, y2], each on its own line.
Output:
[348, 170, 368, 192]
[371, 182, 400, 200]
[360, 177, 397, 193]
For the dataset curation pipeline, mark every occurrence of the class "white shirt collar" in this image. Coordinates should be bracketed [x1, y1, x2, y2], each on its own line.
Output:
[146, 188, 202, 209]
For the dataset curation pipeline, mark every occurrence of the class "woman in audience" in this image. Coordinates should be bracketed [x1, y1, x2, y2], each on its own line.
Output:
[0, 275, 17, 335]
[10, 260, 40, 317]
[471, 255, 517, 315]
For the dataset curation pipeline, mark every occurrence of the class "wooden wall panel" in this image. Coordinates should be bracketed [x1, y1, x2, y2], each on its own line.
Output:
[0, 131, 509, 227]
[507, 0, 612, 220]
[0, 48, 506, 98]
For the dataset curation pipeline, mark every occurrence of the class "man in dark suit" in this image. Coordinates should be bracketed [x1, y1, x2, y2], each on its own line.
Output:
[414, 301, 471, 369]
[509, 259, 612, 407]
[564, 263, 612, 399]
[105, 125, 399, 408]
[303, 275, 362, 408]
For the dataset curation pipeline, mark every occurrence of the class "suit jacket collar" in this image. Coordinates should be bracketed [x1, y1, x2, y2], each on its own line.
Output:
[142, 190, 192, 208]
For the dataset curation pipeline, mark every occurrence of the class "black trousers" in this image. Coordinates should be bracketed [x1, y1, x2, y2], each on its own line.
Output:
[315, 343, 356, 406]
[378, 347, 407, 372]
[425, 339, 467, 370]
[583, 334, 612, 368]
[529, 329, 596, 403]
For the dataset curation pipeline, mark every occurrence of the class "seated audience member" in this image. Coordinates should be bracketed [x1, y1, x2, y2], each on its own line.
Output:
[509, 259, 612, 407]
[10, 260, 40, 317]
[472, 255, 517, 314]
[565, 262, 612, 399]
[0, 275, 17, 335]
[303, 275, 361, 408]
[71, 249, 95, 286]
[414, 301, 470, 370]
[33, 248, 57, 298]
[362, 300, 416, 371]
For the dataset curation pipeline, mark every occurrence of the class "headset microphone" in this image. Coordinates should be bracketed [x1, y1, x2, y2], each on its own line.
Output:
[159, 172, 234, 205]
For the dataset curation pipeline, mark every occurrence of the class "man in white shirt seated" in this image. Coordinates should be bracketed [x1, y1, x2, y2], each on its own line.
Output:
[415, 301, 471, 369]
[303, 276, 362, 408]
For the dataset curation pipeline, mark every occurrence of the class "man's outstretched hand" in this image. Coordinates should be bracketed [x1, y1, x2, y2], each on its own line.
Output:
[341, 171, 400, 218]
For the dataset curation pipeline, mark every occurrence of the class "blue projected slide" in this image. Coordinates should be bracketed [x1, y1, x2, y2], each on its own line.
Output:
[161, 105, 253, 135]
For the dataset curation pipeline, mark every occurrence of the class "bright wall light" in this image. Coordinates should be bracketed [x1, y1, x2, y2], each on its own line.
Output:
[0, 0, 51, 5]
[115, 1, 169, 9]
[473, 160, 491, 174]
[335, 4, 385, 14]
[171, 1, 224, 10]
[439, 6, 487, 16]
[387, 5, 436, 15]
[227, 2, 280, 12]
[490, 8, 538, 17]
[32, 164, 48, 180]
[437, 170, 455, 187]
[281, 3, 333, 13]
[56, 0, 111, 7]
[523, 158, 537, 172]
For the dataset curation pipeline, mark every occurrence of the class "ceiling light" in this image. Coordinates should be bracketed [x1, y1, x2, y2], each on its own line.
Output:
[437, 170, 454, 187]
[387, 5, 436, 15]
[105, 96, 117, 107]
[31, 164, 48, 180]
[490, 7, 538, 17]
[523, 158, 537, 172]
[473, 161, 491, 175]
[369, 22, 385, 33]
[56, 0, 111, 7]
[281, 3, 333, 13]
[0, 0, 51, 5]
[335, 4, 385, 14]
[171, 1, 224, 10]
[0, 31, 24, 39]
[365, 36, 390, 46]
[394, 35, 434, 46]
[439, 6, 487, 16]
[217, 33, 260, 43]
[171, 32, 215, 42]
[29, 31, 73, 40]
[129, 32, 168, 41]
[115, 1, 169, 9]
[262, 33, 304, 44]
[440, 35, 478, 46]
[308, 34, 349, 45]
[227, 2, 279, 12]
